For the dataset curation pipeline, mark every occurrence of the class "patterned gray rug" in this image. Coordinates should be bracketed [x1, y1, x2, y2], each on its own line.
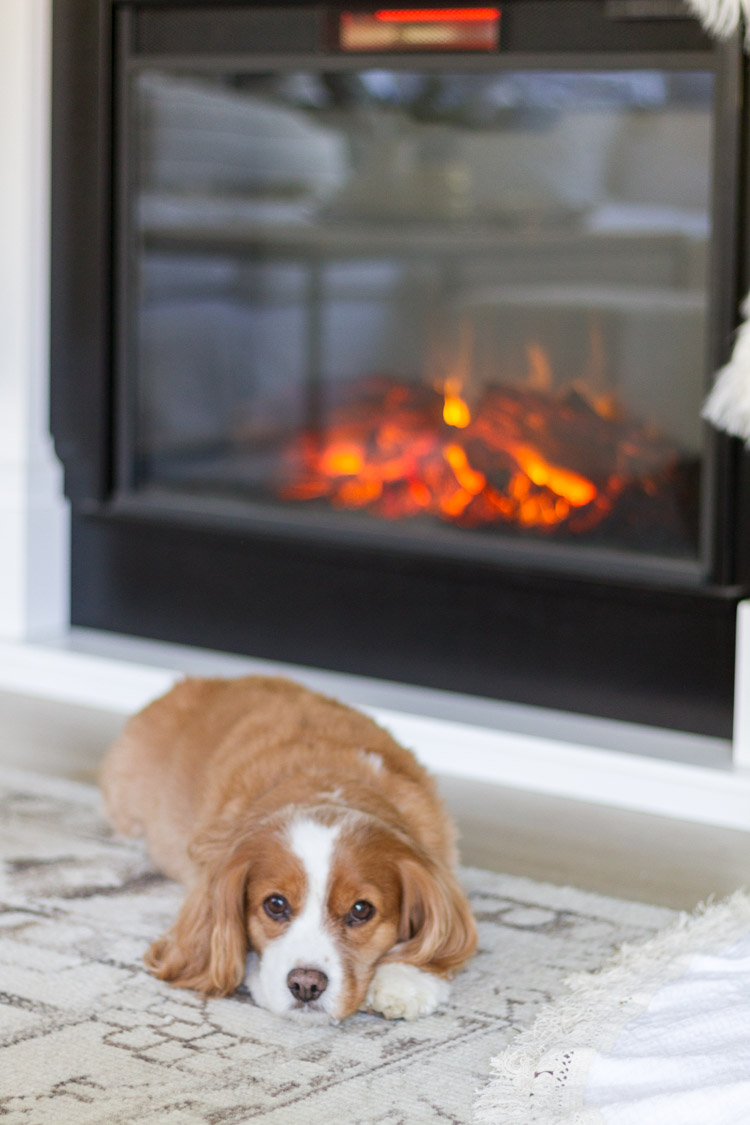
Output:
[0, 765, 675, 1125]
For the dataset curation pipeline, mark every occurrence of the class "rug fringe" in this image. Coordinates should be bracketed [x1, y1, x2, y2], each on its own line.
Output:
[473, 889, 750, 1125]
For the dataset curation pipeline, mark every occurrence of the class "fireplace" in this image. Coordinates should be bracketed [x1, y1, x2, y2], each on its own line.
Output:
[51, 0, 750, 738]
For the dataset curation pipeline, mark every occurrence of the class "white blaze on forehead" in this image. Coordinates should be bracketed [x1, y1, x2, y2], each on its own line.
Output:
[288, 817, 340, 899]
[245, 816, 345, 1020]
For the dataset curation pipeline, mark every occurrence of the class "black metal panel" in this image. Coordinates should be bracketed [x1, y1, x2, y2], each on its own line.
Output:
[71, 511, 737, 736]
[500, 0, 711, 53]
[50, 0, 114, 504]
[134, 5, 322, 56]
[129, 0, 713, 58]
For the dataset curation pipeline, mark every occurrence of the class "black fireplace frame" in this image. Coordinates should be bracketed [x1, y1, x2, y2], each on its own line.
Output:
[51, 0, 750, 738]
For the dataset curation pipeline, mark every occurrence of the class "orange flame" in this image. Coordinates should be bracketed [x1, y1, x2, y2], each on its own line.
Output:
[320, 443, 364, 477]
[443, 393, 471, 428]
[525, 342, 553, 393]
[277, 340, 674, 534]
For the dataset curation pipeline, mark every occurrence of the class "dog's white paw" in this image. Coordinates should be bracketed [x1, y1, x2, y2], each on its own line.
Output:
[363, 962, 450, 1020]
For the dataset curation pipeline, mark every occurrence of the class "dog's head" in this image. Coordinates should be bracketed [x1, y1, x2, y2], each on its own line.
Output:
[145, 808, 476, 1021]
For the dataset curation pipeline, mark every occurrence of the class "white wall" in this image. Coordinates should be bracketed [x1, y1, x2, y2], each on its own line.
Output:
[0, 0, 69, 639]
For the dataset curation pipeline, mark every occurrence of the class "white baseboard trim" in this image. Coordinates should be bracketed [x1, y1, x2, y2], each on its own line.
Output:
[732, 600, 750, 769]
[0, 631, 748, 832]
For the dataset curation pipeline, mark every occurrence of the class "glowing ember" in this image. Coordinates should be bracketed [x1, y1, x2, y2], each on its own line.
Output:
[509, 445, 596, 509]
[277, 368, 682, 535]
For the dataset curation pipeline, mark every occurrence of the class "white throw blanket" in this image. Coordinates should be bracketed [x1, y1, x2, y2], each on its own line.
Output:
[585, 933, 750, 1125]
[474, 892, 750, 1125]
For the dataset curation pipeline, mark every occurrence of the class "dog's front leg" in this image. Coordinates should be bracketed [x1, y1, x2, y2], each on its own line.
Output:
[362, 962, 450, 1020]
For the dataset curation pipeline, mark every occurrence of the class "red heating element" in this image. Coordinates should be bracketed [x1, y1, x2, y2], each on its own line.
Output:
[340, 7, 501, 50]
[374, 8, 501, 20]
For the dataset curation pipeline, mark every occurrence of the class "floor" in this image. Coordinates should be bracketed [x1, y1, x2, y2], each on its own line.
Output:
[1, 687, 748, 911]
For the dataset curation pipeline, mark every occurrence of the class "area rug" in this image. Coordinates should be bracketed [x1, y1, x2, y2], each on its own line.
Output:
[0, 765, 675, 1125]
[474, 890, 750, 1125]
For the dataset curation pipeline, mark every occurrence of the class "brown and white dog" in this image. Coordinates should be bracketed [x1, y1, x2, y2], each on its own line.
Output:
[100, 676, 477, 1023]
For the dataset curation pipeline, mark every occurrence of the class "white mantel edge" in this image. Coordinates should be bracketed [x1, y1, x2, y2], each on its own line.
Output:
[0, 0, 70, 645]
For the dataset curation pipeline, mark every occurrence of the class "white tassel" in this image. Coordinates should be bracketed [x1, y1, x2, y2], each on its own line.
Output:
[703, 296, 750, 444]
[688, 2, 750, 439]
[685, 0, 749, 37]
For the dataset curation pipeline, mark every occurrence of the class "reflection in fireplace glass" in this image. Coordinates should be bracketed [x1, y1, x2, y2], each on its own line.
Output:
[128, 67, 713, 559]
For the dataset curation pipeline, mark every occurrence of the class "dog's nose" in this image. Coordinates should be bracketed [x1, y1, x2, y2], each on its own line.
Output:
[287, 967, 328, 1003]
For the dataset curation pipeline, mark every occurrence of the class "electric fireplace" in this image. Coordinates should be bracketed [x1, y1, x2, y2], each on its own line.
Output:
[51, 0, 750, 737]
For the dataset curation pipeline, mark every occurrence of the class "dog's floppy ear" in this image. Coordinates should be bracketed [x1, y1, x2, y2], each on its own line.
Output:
[386, 852, 477, 976]
[145, 835, 251, 996]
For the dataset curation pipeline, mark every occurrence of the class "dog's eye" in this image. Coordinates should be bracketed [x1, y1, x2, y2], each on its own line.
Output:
[347, 900, 375, 925]
[263, 894, 290, 921]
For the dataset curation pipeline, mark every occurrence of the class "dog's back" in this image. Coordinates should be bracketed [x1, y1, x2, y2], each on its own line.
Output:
[101, 676, 455, 883]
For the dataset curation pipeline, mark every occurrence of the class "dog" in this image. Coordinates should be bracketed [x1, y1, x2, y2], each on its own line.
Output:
[100, 675, 477, 1022]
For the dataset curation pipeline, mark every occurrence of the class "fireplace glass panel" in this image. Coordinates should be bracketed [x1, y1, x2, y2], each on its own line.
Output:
[125, 67, 713, 562]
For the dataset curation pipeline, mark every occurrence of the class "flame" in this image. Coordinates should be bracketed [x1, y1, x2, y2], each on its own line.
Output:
[277, 342, 677, 534]
[525, 343, 553, 393]
[320, 443, 364, 477]
[443, 387, 471, 428]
